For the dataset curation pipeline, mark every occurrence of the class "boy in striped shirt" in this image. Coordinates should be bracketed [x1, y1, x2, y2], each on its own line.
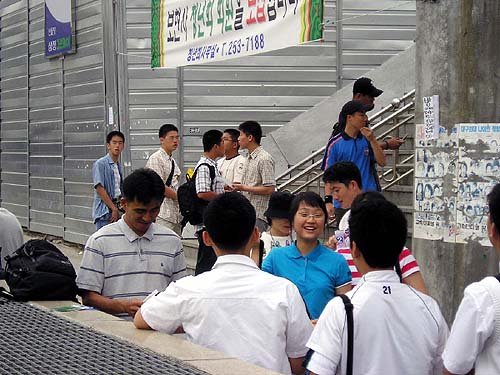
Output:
[77, 168, 187, 318]
[323, 161, 427, 293]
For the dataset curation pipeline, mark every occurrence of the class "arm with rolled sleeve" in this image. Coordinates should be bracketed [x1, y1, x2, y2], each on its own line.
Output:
[442, 283, 495, 375]
[135, 282, 183, 333]
[260, 157, 276, 189]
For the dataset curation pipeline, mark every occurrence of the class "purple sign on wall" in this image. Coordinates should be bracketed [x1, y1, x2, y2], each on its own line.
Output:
[45, 0, 74, 57]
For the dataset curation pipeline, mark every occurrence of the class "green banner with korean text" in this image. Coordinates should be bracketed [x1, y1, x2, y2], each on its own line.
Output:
[151, 0, 323, 68]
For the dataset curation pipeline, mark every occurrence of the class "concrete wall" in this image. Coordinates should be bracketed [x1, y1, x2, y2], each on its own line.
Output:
[413, 0, 500, 323]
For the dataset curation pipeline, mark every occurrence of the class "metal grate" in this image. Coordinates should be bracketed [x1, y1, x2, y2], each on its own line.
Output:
[0, 296, 209, 375]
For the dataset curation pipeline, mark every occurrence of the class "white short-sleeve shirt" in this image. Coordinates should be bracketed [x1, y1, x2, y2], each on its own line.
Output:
[306, 270, 448, 375]
[443, 277, 500, 375]
[140, 254, 312, 374]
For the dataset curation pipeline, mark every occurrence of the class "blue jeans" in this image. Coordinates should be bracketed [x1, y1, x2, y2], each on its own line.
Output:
[95, 214, 111, 231]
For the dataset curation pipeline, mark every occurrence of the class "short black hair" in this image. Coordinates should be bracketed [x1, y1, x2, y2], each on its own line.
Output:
[289, 191, 327, 223]
[122, 168, 165, 205]
[202, 130, 223, 152]
[488, 183, 500, 231]
[203, 192, 256, 252]
[239, 121, 262, 144]
[224, 128, 240, 142]
[349, 192, 407, 269]
[159, 124, 178, 138]
[224, 128, 240, 150]
[323, 161, 363, 189]
[106, 130, 125, 144]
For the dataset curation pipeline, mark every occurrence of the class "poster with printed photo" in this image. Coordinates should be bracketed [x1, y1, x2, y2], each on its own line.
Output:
[455, 124, 500, 245]
[414, 123, 499, 246]
[414, 124, 458, 241]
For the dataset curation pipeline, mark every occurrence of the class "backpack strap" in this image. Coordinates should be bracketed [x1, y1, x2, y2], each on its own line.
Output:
[193, 163, 216, 189]
[338, 294, 354, 375]
[165, 159, 175, 187]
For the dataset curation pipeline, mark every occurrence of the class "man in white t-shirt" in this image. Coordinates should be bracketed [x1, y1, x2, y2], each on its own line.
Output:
[134, 192, 312, 374]
[323, 161, 427, 293]
[306, 193, 448, 375]
[443, 182, 500, 375]
[217, 128, 245, 186]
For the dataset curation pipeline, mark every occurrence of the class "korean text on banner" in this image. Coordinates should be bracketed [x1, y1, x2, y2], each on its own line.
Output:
[151, 0, 323, 68]
[45, 0, 74, 57]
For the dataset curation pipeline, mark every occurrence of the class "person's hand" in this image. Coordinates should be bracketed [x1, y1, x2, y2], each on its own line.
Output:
[386, 137, 405, 150]
[326, 234, 338, 250]
[360, 127, 376, 142]
[232, 182, 245, 192]
[223, 184, 235, 192]
[110, 207, 120, 222]
[326, 203, 335, 224]
[122, 299, 143, 317]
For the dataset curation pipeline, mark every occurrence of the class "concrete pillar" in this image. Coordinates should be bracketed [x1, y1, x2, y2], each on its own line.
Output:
[414, 0, 500, 323]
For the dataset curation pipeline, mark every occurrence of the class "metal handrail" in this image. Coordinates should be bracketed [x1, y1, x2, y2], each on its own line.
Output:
[382, 168, 415, 191]
[277, 90, 416, 193]
[276, 90, 416, 183]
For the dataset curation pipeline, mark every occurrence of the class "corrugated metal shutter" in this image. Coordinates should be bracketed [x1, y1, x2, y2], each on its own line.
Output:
[28, 1, 64, 237]
[63, 0, 106, 244]
[180, 0, 339, 167]
[118, 0, 415, 170]
[340, 0, 415, 82]
[0, 1, 29, 227]
[120, 0, 180, 171]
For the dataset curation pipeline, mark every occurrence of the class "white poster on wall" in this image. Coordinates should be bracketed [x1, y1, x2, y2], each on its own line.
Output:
[413, 123, 499, 246]
[422, 95, 440, 140]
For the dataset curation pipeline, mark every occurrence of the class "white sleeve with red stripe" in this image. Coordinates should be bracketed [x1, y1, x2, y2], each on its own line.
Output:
[337, 248, 361, 286]
[398, 247, 420, 279]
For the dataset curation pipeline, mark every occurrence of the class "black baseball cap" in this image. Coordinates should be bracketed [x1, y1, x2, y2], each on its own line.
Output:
[340, 100, 372, 119]
[353, 77, 383, 97]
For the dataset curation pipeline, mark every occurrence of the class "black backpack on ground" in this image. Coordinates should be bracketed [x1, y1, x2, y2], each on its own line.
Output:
[177, 163, 216, 229]
[4, 239, 78, 301]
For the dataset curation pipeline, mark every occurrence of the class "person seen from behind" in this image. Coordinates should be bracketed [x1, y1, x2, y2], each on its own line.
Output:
[324, 161, 427, 294]
[443, 182, 500, 375]
[306, 192, 448, 375]
[134, 192, 313, 374]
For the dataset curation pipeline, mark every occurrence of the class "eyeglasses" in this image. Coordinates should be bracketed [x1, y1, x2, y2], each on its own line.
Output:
[222, 138, 236, 142]
[165, 135, 181, 141]
[297, 212, 324, 220]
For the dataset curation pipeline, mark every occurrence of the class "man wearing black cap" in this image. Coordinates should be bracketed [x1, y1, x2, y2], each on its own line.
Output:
[331, 77, 405, 151]
[321, 100, 386, 221]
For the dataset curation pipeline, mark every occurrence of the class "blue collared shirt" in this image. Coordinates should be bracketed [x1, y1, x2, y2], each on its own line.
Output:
[262, 241, 352, 319]
[92, 154, 123, 222]
[321, 132, 380, 208]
